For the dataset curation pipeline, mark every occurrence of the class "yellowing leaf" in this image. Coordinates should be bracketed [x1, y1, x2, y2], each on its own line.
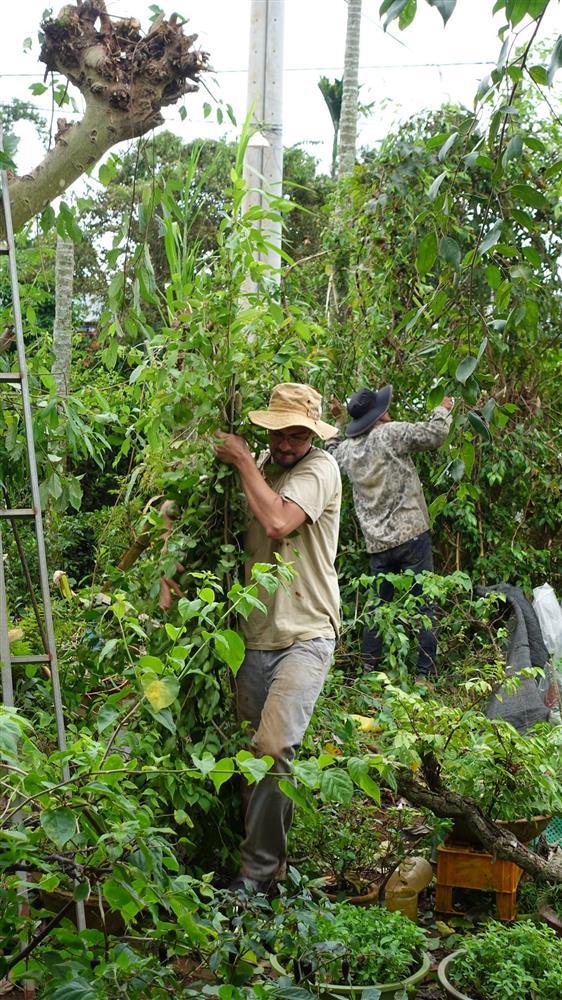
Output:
[435, 920, 455, 936]
[141, 672, 179, 711]
[350, 714, 380, 733]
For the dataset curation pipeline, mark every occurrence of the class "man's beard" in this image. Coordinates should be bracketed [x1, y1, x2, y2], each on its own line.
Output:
[271, 449, 299, 467]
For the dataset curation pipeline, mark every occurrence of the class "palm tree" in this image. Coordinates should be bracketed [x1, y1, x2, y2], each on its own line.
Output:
[338, 0, 362, 177]
[318, 76, 343, 179]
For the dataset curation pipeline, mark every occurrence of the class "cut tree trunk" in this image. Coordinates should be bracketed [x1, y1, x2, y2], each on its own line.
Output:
[0, 1, 208, 238]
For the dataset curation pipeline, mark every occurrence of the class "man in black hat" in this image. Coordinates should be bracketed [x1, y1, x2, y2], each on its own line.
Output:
[326, 386, 452, 680]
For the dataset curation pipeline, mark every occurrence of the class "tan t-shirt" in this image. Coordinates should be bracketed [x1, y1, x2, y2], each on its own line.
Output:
[242, 447, 342, 649]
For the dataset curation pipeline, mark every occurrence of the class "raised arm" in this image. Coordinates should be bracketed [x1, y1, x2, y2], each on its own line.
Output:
[214, 432, 307, 539]
[386, 400, 453, 454]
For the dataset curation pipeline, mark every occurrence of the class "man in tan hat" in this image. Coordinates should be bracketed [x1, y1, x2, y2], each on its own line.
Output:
[214, 383, 341, 894]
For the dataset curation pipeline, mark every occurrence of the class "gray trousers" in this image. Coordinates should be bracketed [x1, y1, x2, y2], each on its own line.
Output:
[236, 637, 335, 881]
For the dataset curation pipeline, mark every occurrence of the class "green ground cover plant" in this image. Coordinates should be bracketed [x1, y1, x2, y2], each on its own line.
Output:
[449, 920, 562, 1000]
[293, 902, 427, 987]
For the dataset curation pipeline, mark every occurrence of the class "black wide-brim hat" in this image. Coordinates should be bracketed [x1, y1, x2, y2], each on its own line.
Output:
[346, 385, 393, 438]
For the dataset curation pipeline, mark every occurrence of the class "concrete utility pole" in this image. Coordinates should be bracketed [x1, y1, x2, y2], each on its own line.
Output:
[243, 0, 285, 284]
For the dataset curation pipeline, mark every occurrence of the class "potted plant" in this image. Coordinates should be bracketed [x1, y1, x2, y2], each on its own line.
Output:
[289, 796, 437, 905]
[289, 902, 430, 997]
[518, 880, 562, 938]
[437, 919, 562, 999]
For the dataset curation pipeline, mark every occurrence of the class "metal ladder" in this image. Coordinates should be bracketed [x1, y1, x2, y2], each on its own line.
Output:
[0, 124, 86, 954]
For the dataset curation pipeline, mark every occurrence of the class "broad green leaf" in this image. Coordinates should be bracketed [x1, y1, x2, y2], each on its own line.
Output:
[504, 135, 523, 163]
[380, 0, 410, 29]
[427, 0, 457, 25]
[50, 979, 97, 1000]
[40, 807, 77, 848]
[544, 159, 562, 180]
[475, 75, 492, 102]
[438, 131, 459, 161]
[429, 494, 448, 521]
[279, 778, 315, 813]
[177, 598, 203, 622]
[510, 183, 548, 210]
[318, 767, 354, 804]
[511, 207, 535, 230]
[74, 879, 91, 902]
[95, 704, 119, 733]
[478, 222, 502, 255]
[139, 654, 164, 673]
[399, 0, 417, 30]
[427, 384, 445, 409]
[439, 236, 461, 269]
[141, 672, 179, 711]
[485, 264, 502, 289]
[236, 750, 273, 784]
[547, 35, 562, 86]
[347, 757, 381, 802]
[428, 170, 446, 200]
[468, 411, 492, 442]
[461, 378, 480, 406]
[192, 752, 216, 776]
[522, 246, 541, 267]
[461, 440, 476, 475]
[213, 629, 245, 675]
[449, 458, 465, 482]
[529, 64, 548, 85]
[455, 355, 478, 384]
[482, 398, 497, 423]
[198, 587, 215, 603]
[527, 0, 549, 15]
[506, 0, 529, 27]
[38, 873, 61, 892]
[431, 289, 448, 318]
[416, 231, 438, 276]
[504, 135, 523, 161]
[210, 757, 235, 792]
[293, 759, 321, 788]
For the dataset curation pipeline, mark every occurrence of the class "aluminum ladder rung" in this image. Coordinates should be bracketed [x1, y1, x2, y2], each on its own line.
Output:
[11, 654, 51, 664]
[0, 508, 35, 518]
[0, 371, 22, 382]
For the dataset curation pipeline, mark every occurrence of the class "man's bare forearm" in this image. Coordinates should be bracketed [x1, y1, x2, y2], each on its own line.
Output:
[236, 454, 304, 539]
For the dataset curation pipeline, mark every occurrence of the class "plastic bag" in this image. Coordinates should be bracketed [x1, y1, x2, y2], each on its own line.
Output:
[533, 583, 562, 717]
[533, 583, 562, 660]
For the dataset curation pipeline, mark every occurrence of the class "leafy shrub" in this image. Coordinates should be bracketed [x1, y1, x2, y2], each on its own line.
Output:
[451, 920, 562, 1000]
[298, 903, 427, 986]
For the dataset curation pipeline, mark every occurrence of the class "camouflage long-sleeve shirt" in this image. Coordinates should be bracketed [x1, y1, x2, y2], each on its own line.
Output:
[325, 406, 451, 553]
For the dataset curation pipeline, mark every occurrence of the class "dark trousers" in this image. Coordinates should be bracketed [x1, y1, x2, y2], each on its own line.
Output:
[363, 530, 437, 677]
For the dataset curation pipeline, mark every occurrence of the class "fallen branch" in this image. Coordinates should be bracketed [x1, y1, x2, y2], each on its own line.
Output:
[396, 770, 562, 883]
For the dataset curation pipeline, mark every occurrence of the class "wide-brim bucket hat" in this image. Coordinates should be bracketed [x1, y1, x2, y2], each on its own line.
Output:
[248, 383, 338, 441]
[346, 384, 393, 438]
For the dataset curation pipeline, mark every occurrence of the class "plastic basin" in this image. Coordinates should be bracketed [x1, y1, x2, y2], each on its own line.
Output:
[437, 950, 472, 1000]
[315, 951, 431, 997]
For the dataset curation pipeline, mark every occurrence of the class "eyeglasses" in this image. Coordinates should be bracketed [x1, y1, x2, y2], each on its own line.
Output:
[269, 430, 312, 446]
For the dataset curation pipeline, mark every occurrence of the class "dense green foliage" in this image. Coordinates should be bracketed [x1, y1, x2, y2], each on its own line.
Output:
[298, 902, 427, 986]
[451, 920, 562, 1000]
[1, 0, 561, 995]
